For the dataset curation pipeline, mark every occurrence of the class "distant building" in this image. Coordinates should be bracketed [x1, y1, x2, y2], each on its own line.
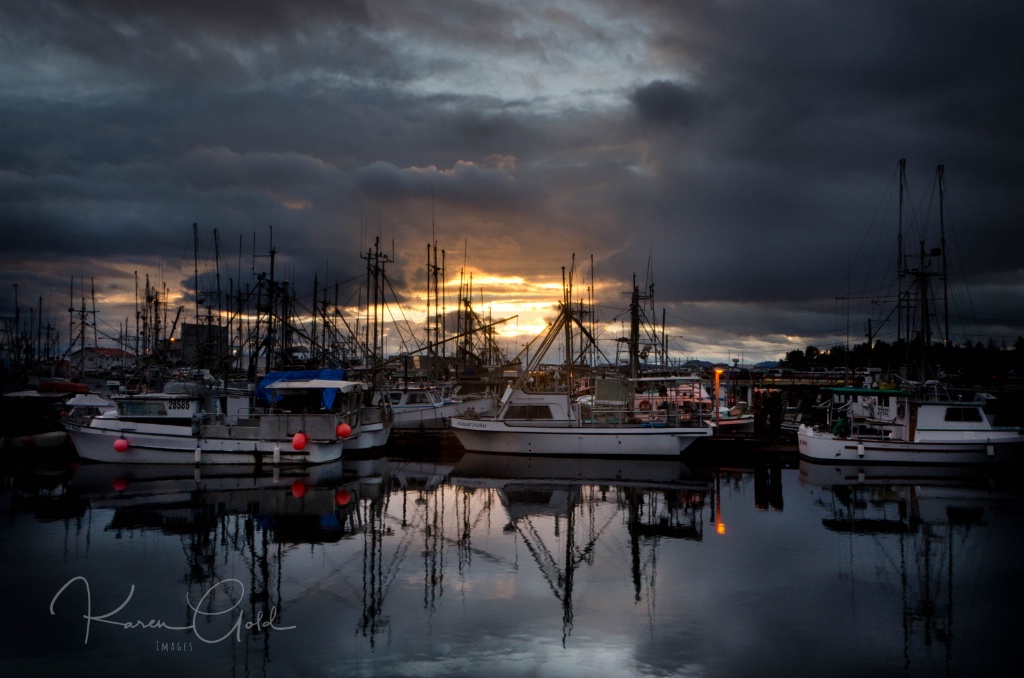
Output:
[179, 322, 230, 367]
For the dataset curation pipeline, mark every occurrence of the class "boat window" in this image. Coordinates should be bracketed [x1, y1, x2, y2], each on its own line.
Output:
[118, 400, 168, 417]
[944, 407, 984, 422]
[407, 392, 431, 404]
[274, 390, 325, 412]
[505, 405, 553, 419]
[389, 392, 403, 404]
[341, 392, 361, 413]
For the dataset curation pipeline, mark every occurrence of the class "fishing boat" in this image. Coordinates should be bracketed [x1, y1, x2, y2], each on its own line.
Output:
[797, 384, 1024, 463]
[798, 161, 1024, 464]
[65, 369, 386, 464]
[452, 374, 713, 456]
[451, 274, 713, 457]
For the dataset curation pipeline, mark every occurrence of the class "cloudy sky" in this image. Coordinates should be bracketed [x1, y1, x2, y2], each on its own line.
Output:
[2, 0, 1022, 365]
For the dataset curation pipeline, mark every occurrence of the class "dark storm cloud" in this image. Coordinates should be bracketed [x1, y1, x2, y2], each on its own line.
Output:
[630, 80, 704, 126]
[355, 157, 525, 208]
[1, 0, 1022, 362]
[609, 1, 1024, 342]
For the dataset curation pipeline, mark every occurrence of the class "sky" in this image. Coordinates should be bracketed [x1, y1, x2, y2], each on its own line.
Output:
[2, 0, 1022, 366]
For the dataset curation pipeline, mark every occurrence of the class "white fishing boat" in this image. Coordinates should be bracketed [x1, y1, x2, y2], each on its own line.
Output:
[451, 292, 713, 457]
[797, 385, 1024, 463]
[452, 378, 713, 456]
[65, 369, 388, 464]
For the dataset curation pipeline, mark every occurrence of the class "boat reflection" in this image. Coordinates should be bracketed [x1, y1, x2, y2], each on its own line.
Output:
[67, 460, 350, 544]
[338, 451, 460, 648]
[0, 455, 87, 521]
[798, 458, 1020, 674]
[451, 453, 712, 644]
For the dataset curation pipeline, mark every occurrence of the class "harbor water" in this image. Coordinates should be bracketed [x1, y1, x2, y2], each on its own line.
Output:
[2, 442, 1022, 677]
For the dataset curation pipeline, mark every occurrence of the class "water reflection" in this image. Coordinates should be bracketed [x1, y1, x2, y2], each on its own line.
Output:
[798, 459, 1020, 677]
[450, 454, 712, 646]
[343, 453, 459, 649]
[1, 449, 1020, 677]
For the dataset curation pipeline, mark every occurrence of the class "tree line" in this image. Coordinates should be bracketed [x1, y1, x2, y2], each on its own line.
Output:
[778, 336, 1024, 386]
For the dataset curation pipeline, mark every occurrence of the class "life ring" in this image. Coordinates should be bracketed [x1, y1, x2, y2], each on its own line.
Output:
[638, 400, 652, 411]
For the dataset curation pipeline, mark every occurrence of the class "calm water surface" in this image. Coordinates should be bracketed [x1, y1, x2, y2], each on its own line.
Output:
[1, 441, 1022, 678]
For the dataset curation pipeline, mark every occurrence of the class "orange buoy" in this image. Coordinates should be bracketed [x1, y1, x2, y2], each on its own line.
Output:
[292, 432, 307, 450]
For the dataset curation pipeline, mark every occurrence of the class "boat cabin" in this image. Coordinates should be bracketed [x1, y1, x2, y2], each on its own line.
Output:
[390, 388, 446, 409]
[263, 379, 367, 416]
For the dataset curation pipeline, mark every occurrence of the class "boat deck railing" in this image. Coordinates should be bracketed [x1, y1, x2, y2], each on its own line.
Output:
[583, 405, 707, 428]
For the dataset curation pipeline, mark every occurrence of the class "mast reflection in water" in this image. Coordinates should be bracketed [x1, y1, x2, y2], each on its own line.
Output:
[1, 448, 1021, 677]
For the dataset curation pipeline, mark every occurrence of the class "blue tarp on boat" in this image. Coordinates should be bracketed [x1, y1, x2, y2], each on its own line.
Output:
[254, 368, 347, 408]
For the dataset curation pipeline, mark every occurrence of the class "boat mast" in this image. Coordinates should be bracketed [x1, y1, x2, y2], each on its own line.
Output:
[628, 274, 641, 379]
[918, 238, 931, 376]
[590, 254, 597, 369]
[562, 260, 574, 407]
[262, 234, 277, 375]
[897, 158, 906, 348]
[427, 239, 445, 377]
[938, 164, 949, 346]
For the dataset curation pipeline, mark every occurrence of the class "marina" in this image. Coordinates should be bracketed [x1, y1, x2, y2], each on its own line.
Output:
[2, 439, 1021, 677]
[4, 3, 1024, 675]
[1, 165, 1022, 677]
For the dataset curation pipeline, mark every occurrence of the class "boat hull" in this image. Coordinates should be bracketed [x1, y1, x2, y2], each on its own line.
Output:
[65, 420, 342, 465]
[337, 421, 390, 450]
[392, 401, 465, 430]
[797, 424, 1024, 464]
[450, 418, 712, 457]
[392, 394, 496, 431]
